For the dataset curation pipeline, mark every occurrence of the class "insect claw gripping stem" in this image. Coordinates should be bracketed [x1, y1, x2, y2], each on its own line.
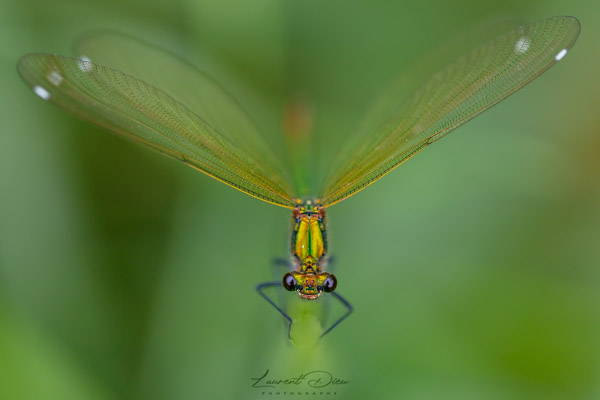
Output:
[255, 280, 353, 339]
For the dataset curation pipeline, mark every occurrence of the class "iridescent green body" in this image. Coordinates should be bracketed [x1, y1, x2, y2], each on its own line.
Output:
[292, 201, 327, 263]
[289, 201, 333, 299]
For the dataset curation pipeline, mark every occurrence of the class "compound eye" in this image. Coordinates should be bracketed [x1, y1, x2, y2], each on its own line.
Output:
[283, 273, 297, 291]
[323, 274, 337, 292]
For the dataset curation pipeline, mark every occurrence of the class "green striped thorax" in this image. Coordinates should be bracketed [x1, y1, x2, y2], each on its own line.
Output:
[283, 200, 337, 299]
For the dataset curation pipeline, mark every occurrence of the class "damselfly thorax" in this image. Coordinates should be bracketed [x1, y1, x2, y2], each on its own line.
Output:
[283, 200, 337, 299]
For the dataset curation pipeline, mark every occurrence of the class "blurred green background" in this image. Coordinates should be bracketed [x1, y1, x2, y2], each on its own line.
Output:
[1, 0, 599, 399]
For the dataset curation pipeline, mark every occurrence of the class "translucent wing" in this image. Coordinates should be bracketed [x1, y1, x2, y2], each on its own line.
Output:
[18, 33, 297, 208]
[319, 16, 580, 207]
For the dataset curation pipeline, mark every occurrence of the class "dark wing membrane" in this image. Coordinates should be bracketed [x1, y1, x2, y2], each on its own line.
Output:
[18, 53, 297, 208]
[319, 16, 580, 207]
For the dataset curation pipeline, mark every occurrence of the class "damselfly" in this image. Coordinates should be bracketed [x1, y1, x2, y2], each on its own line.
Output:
[17, 16, 580, 338]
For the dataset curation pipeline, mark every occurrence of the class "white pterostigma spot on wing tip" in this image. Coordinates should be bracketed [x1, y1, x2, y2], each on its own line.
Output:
[78, 56, 93, 72]
[514, 37, 530, 54]
[555, 49, 568, 61]
[33, 85, 50, 100]
[47, 70, 63, 86]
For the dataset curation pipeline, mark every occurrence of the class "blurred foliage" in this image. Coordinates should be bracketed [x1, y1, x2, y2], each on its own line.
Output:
[1, 0, 599, 399]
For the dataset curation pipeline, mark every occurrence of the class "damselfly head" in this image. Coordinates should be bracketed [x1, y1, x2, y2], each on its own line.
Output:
[282, 271, 337, 300]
